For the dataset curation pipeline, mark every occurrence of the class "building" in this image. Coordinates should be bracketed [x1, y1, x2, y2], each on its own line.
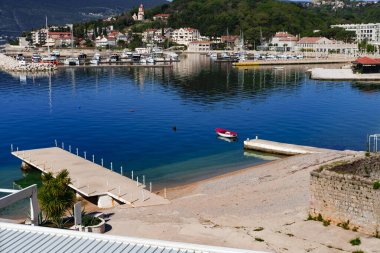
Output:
[133, 4, 145, 21]
[0, 222, 264, 253]
[352, 56, 380, 73]
[296, 36, 358, 54]
[48, 31, 73, 47]
[332, 23, 380, 43]
[296, 37, 332, 51]
[171, 28, 200, 46]
[270, 32, 299, 51]
[31, 29, 48, 46]
[188, 41, 211, 52]
[95, 36, 116, 47]
[153, 13, 170, 21]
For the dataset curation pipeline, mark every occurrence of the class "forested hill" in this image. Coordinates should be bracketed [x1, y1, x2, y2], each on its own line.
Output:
[158, 0, 380, 44]
[0, 0, 166, 37]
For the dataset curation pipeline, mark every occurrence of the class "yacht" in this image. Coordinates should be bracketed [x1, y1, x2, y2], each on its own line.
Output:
[90, 53, 101, 65]
[32, 53, 41, 63]
[64, 57, 80, 66]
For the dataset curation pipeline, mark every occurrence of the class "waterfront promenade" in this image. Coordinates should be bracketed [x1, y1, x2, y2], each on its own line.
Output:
[11, 147, 169, 208]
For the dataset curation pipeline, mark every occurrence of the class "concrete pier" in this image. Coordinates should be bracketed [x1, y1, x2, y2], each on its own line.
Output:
[310, 68, 380, 81]
[233, 58, 353, 67]
[12, 147, 170, 208]
[244, 138, 330, 155]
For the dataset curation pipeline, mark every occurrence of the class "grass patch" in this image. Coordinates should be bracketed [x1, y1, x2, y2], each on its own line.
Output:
[338, 220, 350, 230]
[255, 237, 264, 242]
[349, 237, 361, 246]
[286, 233, 294, 237]
[253, 227, 264, 231]
[373, 181, 380, 190]
[352, 251, 364, 253]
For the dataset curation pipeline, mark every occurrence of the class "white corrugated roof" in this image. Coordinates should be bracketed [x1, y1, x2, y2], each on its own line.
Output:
[0, 222, 267, 253]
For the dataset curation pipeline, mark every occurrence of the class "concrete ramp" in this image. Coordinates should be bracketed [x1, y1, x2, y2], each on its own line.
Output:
[12, 147, 170, 208]
[244, 139, 330, 155]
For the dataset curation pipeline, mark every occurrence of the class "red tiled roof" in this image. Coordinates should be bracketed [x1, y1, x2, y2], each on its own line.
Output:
[274, 32, 294, 38]
[353, 57, 380, 65]
[48, 32, 71, 35]
[189, 40, 211, 44]
[154, 14, 170, 17]
[221, 35, 239, 42]
[279, 37, 298, 42]
[298, 37, 325, 44]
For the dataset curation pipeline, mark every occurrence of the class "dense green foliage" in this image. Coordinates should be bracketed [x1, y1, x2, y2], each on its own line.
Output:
[38, 169, 75, 228]
[161, 0, 380, 45]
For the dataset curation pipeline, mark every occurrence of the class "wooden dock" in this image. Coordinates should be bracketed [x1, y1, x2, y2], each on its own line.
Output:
[11, 147, 170, 208]
[244, 138, 331, 155]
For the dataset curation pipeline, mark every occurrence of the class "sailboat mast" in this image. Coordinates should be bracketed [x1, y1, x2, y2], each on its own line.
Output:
[46, 16, 50, 55]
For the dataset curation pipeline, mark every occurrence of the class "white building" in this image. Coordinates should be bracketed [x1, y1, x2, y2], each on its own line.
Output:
[95, 36, 116, 47]
[31, 29, 48, 46]
[296, 36, 358, 54]
[270, 32, 299, 51]
[133, 4, 145, 21]
[332, 23, 380, 43]
[188, 41, 211, 52]
[171, 28, 200, 46]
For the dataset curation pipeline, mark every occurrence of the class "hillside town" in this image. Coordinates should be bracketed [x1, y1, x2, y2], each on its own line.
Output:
[5, 3, 380, 56]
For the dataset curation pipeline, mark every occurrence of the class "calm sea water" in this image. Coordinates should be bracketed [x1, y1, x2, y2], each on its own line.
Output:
[0, 55, 379, 195]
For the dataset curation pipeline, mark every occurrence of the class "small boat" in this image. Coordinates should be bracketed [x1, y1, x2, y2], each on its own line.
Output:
[32, 53, 41, 63]
[64, 57, 80, 66]
[274, 66, 284, 70]
[215, 128, 237, 138]
[146, 56, 155, 64]
[140, 58, 147, 64]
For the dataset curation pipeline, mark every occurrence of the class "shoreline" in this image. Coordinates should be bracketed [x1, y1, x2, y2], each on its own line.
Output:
[106, 149, 380, 252]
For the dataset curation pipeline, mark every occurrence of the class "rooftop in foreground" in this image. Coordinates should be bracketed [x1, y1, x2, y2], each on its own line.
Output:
[0, 222, 267, 253]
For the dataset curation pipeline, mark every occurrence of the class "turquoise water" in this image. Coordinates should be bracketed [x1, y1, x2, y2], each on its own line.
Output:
[0, 55, 379, 193]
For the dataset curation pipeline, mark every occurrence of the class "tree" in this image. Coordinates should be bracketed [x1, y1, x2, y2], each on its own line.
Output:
[38, 169, 75, 228]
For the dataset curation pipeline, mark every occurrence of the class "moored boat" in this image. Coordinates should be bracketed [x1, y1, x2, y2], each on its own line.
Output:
[215, 128, 237, 138]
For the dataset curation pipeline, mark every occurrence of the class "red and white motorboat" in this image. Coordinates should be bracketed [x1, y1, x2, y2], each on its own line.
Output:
[215, 128, 237, 138]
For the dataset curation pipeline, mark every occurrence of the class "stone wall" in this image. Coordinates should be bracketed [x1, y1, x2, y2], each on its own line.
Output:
[310, 157, 380, 235]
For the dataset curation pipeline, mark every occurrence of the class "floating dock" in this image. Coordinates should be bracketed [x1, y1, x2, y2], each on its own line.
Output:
[244, 138, 330, 155]
[12, 147, 170, 208]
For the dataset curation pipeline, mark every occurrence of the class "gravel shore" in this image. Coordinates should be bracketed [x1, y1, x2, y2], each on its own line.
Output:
[104, 150, 380, 253]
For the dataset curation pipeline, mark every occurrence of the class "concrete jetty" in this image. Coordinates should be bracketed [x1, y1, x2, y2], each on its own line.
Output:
[233, 58, 353, 67]
[310, 68, 380, 81]
[12, 147, 170, 208]
[244, 138, 330, 155]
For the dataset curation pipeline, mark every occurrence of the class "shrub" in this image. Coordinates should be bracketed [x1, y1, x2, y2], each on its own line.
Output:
[365, 151, 370, 157]
[350, 237, 361, 246]
[82, 215, 102, 227]
[38, 169, 75, 228]
[255, 237, 264, 242]
[323, 220, 331, 226]
[253, 227, 264, 231]
[373, 181, 380, 190]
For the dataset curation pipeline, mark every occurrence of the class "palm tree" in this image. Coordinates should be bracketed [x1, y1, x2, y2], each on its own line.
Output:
[38, 169, 75, 228]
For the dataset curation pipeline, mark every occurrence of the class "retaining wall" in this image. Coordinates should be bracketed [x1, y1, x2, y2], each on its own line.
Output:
[310, 157, 380, 235]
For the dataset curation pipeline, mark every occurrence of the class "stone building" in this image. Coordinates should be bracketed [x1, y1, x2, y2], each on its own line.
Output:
[310, 156, 380, 235]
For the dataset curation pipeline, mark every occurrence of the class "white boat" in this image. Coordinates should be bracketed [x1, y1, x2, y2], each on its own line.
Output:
[274, 66, 284, 70]
[32, 53, 41, 63]
[210, 53, 217, 60]
[90, 53, 101, 65]
[121, 49, 132, 59]
[146, 57, 155, 63]
[64, 57, 80, 66]
[140, 58, 147, 64]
